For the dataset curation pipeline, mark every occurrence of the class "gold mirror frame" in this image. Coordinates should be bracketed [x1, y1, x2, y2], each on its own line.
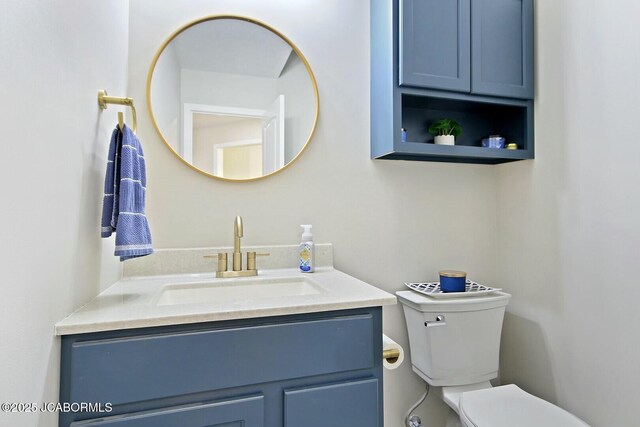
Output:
[146, 15, 320, 182]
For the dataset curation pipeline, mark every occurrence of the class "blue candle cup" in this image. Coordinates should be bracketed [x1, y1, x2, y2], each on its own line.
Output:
[439, 270, 467, 292]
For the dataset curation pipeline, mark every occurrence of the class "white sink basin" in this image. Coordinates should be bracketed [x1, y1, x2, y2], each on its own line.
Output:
[156, 276, 326, 306]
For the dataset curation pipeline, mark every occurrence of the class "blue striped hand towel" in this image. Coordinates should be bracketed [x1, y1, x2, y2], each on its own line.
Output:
[101, 125, 153, 261]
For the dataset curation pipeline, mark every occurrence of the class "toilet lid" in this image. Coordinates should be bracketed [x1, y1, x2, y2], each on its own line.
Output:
[459, 385, 589, 427]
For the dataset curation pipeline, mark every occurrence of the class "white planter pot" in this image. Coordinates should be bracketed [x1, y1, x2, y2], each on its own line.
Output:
[434, 135, 455, 146]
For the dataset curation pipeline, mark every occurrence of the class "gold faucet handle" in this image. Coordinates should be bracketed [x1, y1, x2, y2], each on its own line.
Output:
[246, 252, 270, 270]
[204, 253, 228, 273]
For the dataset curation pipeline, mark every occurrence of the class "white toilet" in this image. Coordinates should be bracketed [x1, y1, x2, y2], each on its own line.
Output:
[397, 290, 589, 427]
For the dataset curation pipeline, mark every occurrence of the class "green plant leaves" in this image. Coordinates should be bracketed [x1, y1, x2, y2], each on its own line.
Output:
[428, 118, 462, 137]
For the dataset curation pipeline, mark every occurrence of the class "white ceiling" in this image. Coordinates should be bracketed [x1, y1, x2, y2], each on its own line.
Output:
[172, 19, 293, 78]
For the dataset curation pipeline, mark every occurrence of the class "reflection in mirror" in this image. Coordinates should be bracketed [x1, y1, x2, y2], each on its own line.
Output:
[148, 17, 318, 181]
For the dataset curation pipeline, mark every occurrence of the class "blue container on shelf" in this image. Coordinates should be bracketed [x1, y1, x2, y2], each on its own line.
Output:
[439, 270, 467, 292]
[481, 135, 506, 149]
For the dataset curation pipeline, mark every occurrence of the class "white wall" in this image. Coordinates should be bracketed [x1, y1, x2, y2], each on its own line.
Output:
[220, 144, 263, 180]
[497, 0, 640, 425]
[277, 54, 316, 162]
[128, 1, 498, 425]
[193, 118, 262, 174]
[181, 68, 278, 110]
[0, 1, 127, 425]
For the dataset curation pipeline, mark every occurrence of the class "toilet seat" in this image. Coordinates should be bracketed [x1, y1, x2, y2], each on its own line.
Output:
[459, 384, 589, 427]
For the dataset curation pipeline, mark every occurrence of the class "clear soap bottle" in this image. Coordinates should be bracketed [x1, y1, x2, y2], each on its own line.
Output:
[299, 225, 315, 273]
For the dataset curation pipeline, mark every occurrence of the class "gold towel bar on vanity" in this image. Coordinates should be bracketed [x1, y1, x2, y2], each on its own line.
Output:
[98, 89, 138, 134]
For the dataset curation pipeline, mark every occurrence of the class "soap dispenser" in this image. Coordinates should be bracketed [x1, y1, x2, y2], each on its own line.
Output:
[299, 225, 315, 273]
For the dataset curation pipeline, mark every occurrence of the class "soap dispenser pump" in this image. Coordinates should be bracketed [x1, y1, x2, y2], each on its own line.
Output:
[299, 225, 315, 273]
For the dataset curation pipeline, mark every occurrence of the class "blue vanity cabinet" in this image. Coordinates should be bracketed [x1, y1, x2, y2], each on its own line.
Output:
[59, 308, 383, 427]
[69, 396, 265, 426]
[284, 378, 379, 427]
[399, 0, 471, 92]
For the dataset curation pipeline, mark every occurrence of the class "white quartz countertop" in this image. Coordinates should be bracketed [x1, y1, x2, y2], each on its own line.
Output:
[55, 267, 397, 335]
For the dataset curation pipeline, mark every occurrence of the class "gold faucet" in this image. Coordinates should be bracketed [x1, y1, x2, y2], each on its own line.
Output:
[205, 216, 269, 278]
[233, 215, 243, 271]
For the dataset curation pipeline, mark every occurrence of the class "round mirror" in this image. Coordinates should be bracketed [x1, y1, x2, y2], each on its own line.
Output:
[147, 16, 319, 181]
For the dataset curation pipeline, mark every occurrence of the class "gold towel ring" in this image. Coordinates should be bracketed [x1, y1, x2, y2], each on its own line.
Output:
[98, 89, 137, 134]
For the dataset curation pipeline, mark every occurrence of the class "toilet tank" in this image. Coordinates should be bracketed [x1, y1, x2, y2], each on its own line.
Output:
[397, 290, 510, 387]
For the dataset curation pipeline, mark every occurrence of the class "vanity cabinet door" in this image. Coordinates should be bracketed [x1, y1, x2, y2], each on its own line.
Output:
[399, 0, 471, 92]
[70, 395, 264, 427]
[284, 378, 380, 427]
[471, 0, 534, 99]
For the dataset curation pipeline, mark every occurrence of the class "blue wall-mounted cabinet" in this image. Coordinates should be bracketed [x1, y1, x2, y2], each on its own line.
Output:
[471, 0, 534, 99]
[59, 308, 383, 427]
[372, 0, 535, 164]
[400, 0, 471, 92]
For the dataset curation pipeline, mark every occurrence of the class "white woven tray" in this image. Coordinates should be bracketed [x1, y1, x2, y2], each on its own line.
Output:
[405, 280, 501, 299]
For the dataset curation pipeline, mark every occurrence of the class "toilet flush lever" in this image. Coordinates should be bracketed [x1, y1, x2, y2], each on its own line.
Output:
[424, 315, 446, 328]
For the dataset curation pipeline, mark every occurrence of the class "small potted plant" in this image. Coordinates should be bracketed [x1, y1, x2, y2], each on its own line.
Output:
[428, 118, 462, 146]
